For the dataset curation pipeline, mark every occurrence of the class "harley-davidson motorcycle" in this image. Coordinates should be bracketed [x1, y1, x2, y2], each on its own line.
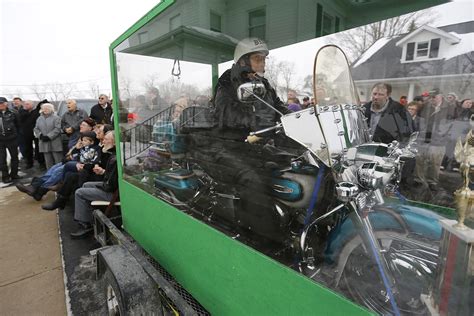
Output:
[148, 45, 442, 315]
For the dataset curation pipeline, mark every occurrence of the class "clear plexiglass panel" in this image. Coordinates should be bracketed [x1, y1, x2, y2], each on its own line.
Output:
[114, 1, 473, 314]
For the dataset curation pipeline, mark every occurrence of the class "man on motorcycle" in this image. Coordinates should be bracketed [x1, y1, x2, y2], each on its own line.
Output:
[202, 38, 291, 240]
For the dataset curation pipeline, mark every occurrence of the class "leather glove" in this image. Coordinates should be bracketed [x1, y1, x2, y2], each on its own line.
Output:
[41, 135, 51, 141]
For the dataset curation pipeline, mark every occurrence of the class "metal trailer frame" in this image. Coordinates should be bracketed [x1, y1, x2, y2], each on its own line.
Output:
[94, 209, 209, 315]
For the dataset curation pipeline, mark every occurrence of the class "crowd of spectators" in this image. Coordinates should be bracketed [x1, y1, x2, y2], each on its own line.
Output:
[0, 95, 118, 239]
[283, 84, 472, 203]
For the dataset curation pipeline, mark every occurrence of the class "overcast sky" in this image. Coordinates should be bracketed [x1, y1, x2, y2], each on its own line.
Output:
[0, 0, 158, 98]
[0, 0, 472, 100]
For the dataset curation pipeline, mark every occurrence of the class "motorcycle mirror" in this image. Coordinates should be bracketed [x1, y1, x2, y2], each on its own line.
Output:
[237, 82, 266, 103]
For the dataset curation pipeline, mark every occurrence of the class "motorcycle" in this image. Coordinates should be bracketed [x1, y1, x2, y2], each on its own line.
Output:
[148, 45, 441, 315]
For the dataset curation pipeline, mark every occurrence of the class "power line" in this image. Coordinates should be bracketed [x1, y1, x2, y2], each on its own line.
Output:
[0, 78, 108, 87]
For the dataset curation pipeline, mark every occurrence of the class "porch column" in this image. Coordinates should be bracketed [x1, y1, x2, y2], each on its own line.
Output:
[407, 83, 415, 102]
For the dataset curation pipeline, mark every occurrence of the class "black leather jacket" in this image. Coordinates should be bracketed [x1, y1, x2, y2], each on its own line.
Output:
[102, 153, 118, 193]
[213, 65, 289, 140]
[0, 109, 19, 141]
[90, 103, 113, 125]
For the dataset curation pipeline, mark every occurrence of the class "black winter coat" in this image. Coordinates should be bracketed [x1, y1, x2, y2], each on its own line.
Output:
[363, 99, 414, 144]
[90, 103, 113, 125]
[0, 109, 19, 142]
[213, 65, 289, 140]
[18, 106, 40, 138]
[102, 153, 118, 193]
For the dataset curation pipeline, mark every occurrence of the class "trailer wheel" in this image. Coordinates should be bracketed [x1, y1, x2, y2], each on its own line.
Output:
[103, 269, 124, 315]
[98, 245, 164, 315]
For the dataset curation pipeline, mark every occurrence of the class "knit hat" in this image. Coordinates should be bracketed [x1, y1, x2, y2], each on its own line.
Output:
[83, 118, 96, 128]
[80, 131, 97, 142]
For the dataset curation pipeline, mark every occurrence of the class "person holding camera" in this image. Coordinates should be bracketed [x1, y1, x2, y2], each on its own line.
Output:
[33, 103, 63, 169]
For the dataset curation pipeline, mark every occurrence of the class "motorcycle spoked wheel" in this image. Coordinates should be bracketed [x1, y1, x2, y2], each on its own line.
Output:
[340, 233, 437, 315]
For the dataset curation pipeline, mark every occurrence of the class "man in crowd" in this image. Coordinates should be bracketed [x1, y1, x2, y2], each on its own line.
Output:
[61, 99, 88, 149]
[407, 101, 421, 132]
[18, 100, 41, 169]
[90, 94, 113, 124]
[363, 82, 413, 144]
[0, 97, 20, 183]
[414, 89, 453, 192]
[11, 97, 23, 112]
[399, 96, 408, 107]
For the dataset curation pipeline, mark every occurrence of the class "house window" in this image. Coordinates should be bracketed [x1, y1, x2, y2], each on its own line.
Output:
[322, 13, 333, 36]
[138, 31, 148, 44]
[249, 8, 266, 39]
[210, 11, 221, 32]
[416, 41, 429, 57]
[405, 38, 441, 61]
[170, 14, 181, 31]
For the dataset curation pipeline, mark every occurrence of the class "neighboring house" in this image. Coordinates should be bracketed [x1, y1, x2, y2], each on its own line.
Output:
[351, 21, 474, 101]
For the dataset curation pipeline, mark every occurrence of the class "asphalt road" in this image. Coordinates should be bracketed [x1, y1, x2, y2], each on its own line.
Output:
[58, 200, 107, 315]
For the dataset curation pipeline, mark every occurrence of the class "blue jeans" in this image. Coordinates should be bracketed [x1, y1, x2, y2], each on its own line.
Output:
[40, 163, 64, 188]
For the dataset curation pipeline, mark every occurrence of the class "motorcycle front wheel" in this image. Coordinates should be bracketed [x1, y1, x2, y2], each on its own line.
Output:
[340, 232, 438, 315]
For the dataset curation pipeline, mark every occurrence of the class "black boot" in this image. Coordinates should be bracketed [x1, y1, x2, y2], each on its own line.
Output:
[15, 183, 36, 196]
[70, 222, 93, 239]
[32, 187, 49, 201]
[2, 171, 12, 183]
[42, 195, 67, 211]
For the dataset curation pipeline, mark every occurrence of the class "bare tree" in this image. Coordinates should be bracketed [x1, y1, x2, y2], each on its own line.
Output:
[119, 77, 135, 100]
[264, 58, 298, 98]
[43, 82, 76, 102]
[30, 83, 47, 100]
[142, 73, 160, 92]
[89, 82, 100, 98]
[337, 10, 437, 63]
[279, 61, 296, 97]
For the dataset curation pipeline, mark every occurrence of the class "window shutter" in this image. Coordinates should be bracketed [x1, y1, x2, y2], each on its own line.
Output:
[429, 38, 440, 58]
[406, 42, 415, 61]
[316, 4, 323, 37]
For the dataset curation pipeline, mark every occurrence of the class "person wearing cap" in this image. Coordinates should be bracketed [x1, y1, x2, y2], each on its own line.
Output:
[0, 96, 21, 183]
[446, 92, 459, 108]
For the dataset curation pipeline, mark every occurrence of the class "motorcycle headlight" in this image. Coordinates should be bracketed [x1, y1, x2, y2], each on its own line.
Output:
[335, 182, 359, 202]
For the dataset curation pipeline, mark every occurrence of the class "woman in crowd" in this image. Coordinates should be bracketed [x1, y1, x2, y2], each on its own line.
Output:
[33, 103, 63, 168]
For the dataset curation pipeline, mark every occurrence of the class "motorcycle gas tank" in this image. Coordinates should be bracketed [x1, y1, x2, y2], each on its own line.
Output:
[271, 167, 324, 209]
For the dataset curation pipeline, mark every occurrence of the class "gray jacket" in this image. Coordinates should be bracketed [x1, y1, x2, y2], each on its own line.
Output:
[34, 113, 63, 153]
[61, 109, 88, 133]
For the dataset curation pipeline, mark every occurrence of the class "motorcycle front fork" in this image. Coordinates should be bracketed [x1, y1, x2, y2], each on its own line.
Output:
[348, 201, 401, 316]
